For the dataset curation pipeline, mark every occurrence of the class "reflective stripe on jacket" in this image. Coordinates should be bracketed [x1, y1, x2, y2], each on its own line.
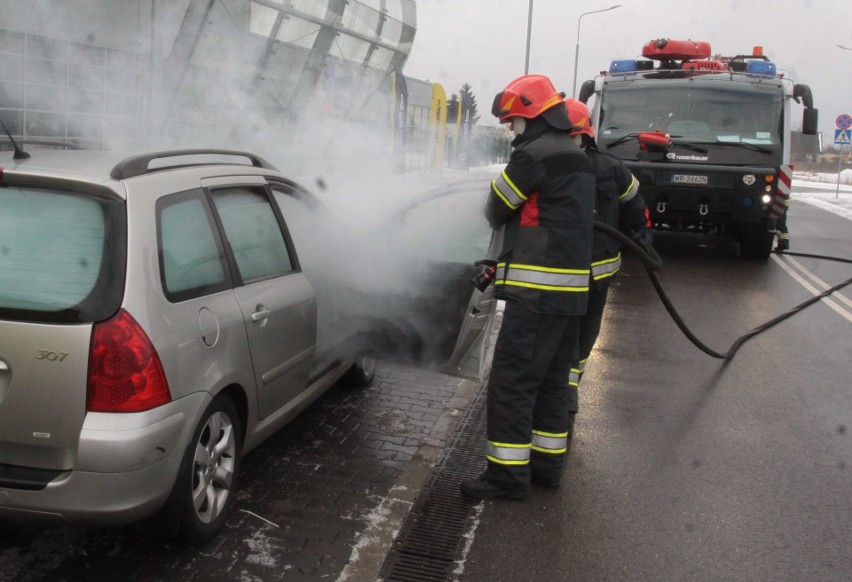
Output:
[591, 253, 622, 281]
[495, 263, 589, 291]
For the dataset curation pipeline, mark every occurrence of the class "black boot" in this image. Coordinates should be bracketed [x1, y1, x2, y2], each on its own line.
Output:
[460, 476, 527, 500]
[530, 474, 560, 488]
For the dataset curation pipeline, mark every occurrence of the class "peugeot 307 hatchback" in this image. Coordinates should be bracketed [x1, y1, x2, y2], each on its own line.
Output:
[0, 146, 499, 544]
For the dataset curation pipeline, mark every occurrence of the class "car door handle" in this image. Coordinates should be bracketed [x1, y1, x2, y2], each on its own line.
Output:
[251, 309, 272, 322]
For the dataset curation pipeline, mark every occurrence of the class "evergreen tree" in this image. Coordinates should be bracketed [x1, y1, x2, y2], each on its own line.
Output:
[460, 83, 481, 125]
[446, 84, 481, 125]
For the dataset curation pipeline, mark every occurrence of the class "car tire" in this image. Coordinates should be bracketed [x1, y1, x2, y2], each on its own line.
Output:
[161, 394, 242, 545]
[343, 354, 376, 388]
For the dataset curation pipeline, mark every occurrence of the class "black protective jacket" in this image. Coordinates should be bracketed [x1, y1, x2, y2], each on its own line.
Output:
[486, 118, 596, 316]
[586, 147, 649, 288]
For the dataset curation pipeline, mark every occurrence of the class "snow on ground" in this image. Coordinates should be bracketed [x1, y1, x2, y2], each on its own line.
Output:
[792, 174, 852, 220]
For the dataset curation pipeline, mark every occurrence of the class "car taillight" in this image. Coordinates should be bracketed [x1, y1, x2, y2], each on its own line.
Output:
[87, 309, 171, 413]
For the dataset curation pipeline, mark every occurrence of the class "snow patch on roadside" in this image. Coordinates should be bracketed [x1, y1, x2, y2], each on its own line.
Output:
[336, 496, 404, 582]
[451, 501, 485, 580]
[796, 196, 852, 220]
[244, 528, 278, 568]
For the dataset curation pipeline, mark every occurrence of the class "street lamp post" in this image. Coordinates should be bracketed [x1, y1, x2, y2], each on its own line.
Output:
[525, 0, 534, 74]
[572, 4, 622, 97]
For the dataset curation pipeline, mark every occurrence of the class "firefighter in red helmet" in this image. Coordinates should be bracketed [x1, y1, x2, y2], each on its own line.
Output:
[460, 76, 596, 499]
[563, 97, 653, 436]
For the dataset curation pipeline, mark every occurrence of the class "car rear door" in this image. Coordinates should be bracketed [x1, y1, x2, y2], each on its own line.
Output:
[205, 181, 316, 420]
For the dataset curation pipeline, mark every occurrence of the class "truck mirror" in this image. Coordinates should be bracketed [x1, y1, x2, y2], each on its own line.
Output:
[793, 84, 814, 109]
[578, 80, 595, 104]
[802, 108, 819, 136]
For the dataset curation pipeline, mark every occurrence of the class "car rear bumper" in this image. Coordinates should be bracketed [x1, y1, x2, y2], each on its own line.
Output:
[0, 392, 210, 526]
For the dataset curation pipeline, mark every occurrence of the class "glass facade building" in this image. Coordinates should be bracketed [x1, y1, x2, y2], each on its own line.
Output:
[0, 1, 417, 150]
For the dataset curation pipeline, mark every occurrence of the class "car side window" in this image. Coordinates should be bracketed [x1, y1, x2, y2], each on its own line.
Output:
[269, 182, 317, 249]
[210, 187, 294, 283]
[157, 190, 230, 302]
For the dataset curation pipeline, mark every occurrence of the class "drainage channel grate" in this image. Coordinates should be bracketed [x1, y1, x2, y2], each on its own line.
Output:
[378, 384, 487, 581]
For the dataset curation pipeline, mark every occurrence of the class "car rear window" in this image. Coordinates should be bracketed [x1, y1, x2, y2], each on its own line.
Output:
[0, 186, 124, 323]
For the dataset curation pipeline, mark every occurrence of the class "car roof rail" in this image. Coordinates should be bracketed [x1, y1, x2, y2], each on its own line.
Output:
[110, 149, 279, 180]
[0, 138, 86, 150]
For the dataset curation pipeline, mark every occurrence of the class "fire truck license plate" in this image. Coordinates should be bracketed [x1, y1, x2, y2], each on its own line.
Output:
[672, 174, 708, 185]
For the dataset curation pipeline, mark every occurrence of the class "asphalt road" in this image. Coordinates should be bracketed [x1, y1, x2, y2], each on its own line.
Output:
[459, 200, 852, 581]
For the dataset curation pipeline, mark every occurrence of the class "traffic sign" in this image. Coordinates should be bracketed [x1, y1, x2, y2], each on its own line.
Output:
[835, 129, 851, 145]
[836, 113, 852, 130]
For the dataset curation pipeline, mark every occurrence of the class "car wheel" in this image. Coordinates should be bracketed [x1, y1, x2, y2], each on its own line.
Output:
[171, 394, 242, 545]
[344, 354, 376, 388]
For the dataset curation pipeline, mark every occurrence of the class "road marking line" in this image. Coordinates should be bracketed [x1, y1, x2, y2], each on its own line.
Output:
[783, 255, 852, 310]
[771, 254, 852, 323]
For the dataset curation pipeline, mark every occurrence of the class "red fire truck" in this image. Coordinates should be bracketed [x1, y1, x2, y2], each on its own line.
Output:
[578, 39, 819, 259]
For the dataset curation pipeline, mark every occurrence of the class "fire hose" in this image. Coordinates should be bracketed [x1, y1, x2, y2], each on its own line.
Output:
[594, 222, 852, 360]
[474, 222, 852, 361]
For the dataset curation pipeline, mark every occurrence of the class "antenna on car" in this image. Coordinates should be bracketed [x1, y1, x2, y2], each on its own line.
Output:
[0, 119, 30, 160]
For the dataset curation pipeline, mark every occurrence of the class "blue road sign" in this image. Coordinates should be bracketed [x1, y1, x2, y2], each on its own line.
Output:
[835, 129, 851, 145]
[836, 114, 852, 130]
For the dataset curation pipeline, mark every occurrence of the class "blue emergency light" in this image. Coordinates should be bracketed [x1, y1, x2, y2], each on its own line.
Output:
[745, 60, 777, 77]
[609, 59, 639, 74]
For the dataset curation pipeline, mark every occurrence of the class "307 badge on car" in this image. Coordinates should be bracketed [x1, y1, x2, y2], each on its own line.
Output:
[672, 174, 709, 185]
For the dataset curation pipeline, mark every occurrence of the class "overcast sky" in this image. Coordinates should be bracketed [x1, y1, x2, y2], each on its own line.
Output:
[403, 0, 852, 142]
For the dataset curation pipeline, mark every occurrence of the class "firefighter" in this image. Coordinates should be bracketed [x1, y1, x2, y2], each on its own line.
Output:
[460, 75, 596, 499]
[562, 98, 653, 436]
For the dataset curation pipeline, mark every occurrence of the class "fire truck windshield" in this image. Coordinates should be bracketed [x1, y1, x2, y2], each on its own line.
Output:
[597, 77, 785, 150]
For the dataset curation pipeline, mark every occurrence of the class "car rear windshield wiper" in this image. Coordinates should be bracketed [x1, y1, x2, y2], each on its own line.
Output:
[713, 140, 774, 154]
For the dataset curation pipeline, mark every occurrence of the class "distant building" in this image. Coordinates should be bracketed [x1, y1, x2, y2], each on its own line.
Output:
[0, 1, 416, 149]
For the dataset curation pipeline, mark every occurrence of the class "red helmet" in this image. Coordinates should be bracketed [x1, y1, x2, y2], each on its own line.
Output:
[491, 75, 571, 130]
[564, 98, 595, 138]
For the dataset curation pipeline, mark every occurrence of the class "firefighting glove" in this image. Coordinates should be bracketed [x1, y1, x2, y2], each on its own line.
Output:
[471, 259, 498, 292]
[631, 228, 654, 250]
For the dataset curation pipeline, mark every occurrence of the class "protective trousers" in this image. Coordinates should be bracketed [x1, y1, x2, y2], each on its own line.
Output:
[484, 301, 581, 492]
[569, 285, 610, 432]
[774, 210, 790, 250]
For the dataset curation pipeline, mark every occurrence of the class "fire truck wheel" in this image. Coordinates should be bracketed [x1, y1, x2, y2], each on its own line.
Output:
[737, 221, 773, 260]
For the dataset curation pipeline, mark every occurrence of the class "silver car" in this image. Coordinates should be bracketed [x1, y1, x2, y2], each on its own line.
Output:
[0, 146, 498, 544]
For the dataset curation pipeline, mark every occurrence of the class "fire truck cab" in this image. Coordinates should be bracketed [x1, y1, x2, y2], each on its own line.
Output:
[579, 39, 818, 259]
